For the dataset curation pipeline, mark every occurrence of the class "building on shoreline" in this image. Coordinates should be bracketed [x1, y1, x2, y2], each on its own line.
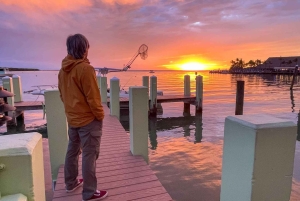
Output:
[257, 56, 300, 70]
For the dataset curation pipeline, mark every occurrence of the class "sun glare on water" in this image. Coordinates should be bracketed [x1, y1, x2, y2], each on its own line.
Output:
[181, 62, 206, 71]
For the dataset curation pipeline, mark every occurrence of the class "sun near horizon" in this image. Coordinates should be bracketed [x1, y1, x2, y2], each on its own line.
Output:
[162, 58, 218, 71]
[181, 62, 206, 71]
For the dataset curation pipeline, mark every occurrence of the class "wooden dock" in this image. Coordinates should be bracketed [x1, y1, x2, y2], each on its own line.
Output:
[14, 95, 196, 111]
[14, 101, 44, 111]
[52, 106, 172, 201]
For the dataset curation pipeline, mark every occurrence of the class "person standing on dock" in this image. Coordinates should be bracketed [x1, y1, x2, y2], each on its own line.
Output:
[58, 34, 108, 201]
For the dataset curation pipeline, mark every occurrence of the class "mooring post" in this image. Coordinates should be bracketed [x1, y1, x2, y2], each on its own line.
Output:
[129, 86, 148, 163]
[195, 75, 203, 114]
[2, 76, 14, 106]
[110, 77, 120, 119]
[290, 65, 298, 90]
[12, 75, 23, 103]
[183, 75, 191, 116]
[97, 76, 107, 104]
[0, 133, 45, 201]
[149, 75, 157, 116]
[142, 76, 149, 95]
[44, 90, 68, 182]
[235, 80, 244, 115]
[220, 114, 297, 201]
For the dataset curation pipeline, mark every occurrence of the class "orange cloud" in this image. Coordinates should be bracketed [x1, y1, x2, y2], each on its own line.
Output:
[101, 0, 142, 5]
[0, 0, 92, 13]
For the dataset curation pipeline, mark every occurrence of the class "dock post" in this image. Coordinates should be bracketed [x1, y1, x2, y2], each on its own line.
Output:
[110, 77, 120, 119]
[149, 75, 157, 116]
[97, 76, 107, 104]
[235, 81, 244, 115]
[184, 75, 191, 116]
[0, 133, 45, 201]
[44, 90, 68, 182]
[2, 76, 14, 106]
[220, 114, 297, 201]
[12, 75, 23, 103]
[129, 86, 148, 163]
[290, 65, 298, 90]
[142, 76, 149, 95]
[195, 75, 203, 114]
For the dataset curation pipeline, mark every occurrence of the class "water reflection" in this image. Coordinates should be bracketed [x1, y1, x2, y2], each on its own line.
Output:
[120, 111, 203, 149]
[291, 89, 295, 112]
[194, 114, 203, 143]
[147, 114, 203, 148]
[149, 116, 158, 150]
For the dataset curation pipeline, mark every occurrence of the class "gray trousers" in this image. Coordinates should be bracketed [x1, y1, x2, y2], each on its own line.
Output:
[64, 119, 103, 200]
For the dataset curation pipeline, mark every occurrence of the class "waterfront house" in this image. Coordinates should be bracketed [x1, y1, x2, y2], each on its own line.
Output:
[257, 56, 300, 70]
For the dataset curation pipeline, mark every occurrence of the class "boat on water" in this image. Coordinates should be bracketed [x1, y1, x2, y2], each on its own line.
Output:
[149, 70, 155, 73]
[0, 68, 15, 77]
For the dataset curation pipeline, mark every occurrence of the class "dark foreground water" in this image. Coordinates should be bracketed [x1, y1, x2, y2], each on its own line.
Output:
[1, 70, 300, 200]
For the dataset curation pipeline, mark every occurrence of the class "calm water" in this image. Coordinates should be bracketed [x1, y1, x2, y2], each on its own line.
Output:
[1, 70, 300, 200]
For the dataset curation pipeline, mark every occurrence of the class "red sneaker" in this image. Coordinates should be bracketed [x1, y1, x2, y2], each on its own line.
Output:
[66, 179, 83, 193]
[82, 190, 108, 201]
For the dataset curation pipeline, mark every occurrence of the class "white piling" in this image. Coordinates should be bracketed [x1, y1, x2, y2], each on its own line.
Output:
[142, 76, 149, 92]
[97, 76, 107, 103]
[149, 76, 157, 116]
[220, 114, 297, 201]
[2, 77, 14, 106]
[195, 75, 203, 114]
[110, 77, 120, 119]
[129, 87, 148, 163]
[184, 75, 191, 96]
[44, 90, 68, 181]
[0, 194, 27, 201]
[12, 75, 23, 102]
[0, 133, 45, 201]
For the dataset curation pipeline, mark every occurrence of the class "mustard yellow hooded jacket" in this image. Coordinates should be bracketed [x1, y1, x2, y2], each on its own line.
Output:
[58, 55, 104, 127]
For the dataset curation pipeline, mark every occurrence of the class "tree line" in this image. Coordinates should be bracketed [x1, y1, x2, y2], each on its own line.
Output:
[229, 58, 263, 71]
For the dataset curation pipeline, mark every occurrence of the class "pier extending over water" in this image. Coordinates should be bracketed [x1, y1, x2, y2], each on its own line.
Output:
[52, 106, 172, 201]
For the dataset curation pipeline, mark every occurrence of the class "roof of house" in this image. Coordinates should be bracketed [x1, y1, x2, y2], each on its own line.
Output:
[261, 56, 300, 68]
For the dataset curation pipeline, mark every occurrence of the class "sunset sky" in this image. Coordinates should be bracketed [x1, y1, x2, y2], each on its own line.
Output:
[0, 0, 300, 70]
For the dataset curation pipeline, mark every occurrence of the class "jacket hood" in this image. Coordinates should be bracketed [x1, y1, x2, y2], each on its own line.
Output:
[61, 55, 90, 72]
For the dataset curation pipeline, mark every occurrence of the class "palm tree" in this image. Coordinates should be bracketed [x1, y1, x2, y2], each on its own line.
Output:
[255, 59, 262, 66]
[247, 60, 256, 68]
[238, 59, 246, 68]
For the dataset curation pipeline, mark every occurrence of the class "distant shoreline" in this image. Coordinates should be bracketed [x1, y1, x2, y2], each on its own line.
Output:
[7, 67, 40, 71]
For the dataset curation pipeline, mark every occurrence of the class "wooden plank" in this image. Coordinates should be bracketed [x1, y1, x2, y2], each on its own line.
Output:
[105, 187, 172, 201]
[108, 95, 195, 104]
[56, 169, 154, 187]
[54, 175, 159, 198]
[14, 101, 43, 111]
[53, 180, 164, 200]
[133, 193, 173, 201]
[14, 95, 195, 111]
[58, 159, 147, 173]
[57, 164, 152, 181]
